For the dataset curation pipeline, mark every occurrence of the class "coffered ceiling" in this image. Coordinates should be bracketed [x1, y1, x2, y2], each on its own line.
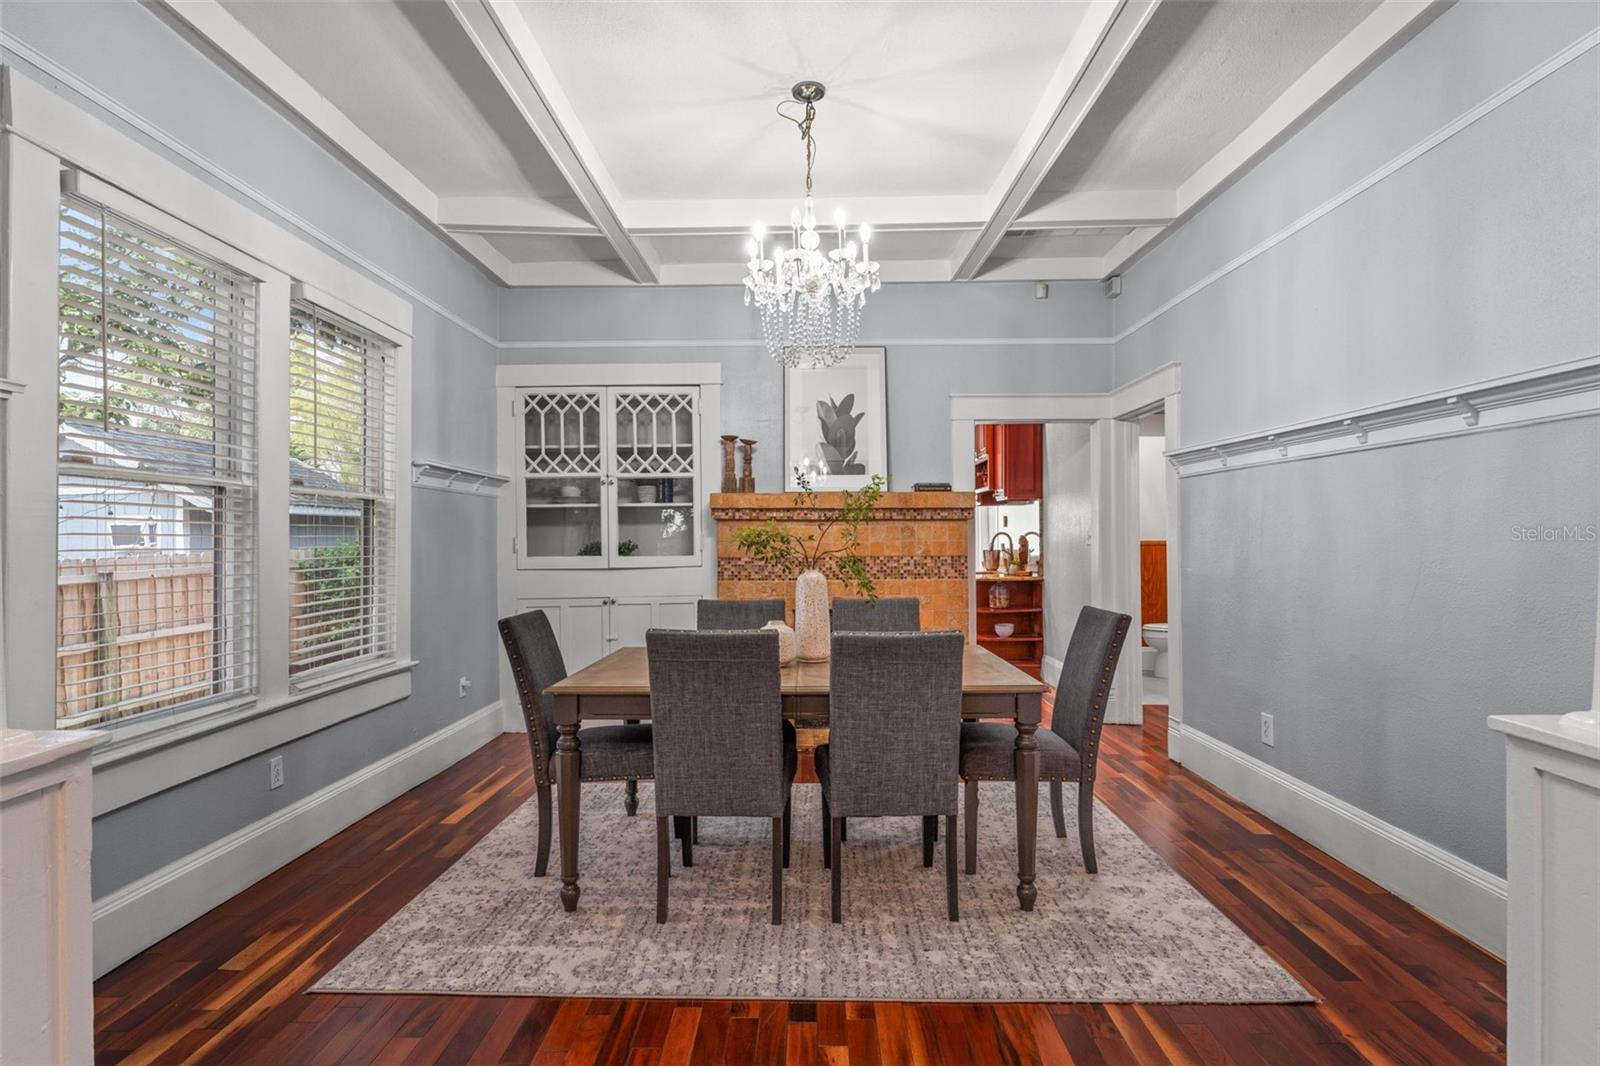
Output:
[172, 0, 1442, 287]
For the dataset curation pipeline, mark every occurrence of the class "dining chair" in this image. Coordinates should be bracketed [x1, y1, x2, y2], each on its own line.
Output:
[815, 630, 964, 922]
[959, 605, 1130, 875]
[498, 610, 655, 877]
[646, 629, 797, 924]
[830, 596, 920, 632]
[696, 598, 786, 630]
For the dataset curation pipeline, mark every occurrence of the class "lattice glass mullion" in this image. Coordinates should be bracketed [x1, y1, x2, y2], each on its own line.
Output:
[613, 390, 696, 477]
[523, 390, 601, 476]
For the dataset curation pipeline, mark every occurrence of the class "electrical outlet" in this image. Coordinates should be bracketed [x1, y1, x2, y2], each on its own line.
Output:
[1260, 713, 1275, 747]
[269, 755, 284, 790]
[458, 676, 472, 699]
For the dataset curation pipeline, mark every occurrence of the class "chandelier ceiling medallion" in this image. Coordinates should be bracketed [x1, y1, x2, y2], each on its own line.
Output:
[743, 81, 880, 369]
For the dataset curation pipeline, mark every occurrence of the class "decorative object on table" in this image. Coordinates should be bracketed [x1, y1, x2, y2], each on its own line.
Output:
[579, 541, 602, 557]
[720, 435, 740, 493]
[993, 623, 1015, 638]
[738, 439, 757, 493]
[987, 581, 1011, 609]
[619, 540, 639, 557]
[762, 619, 798, 665]
[741, 80, 880, 370]
[980, 549, 1001, 574]
[637, 483, 658, 504]
[784, 347, 887, 491]
[734, 468, 886, 662]
[988, 531, 1014, 574]
[912, 482, 952, 492]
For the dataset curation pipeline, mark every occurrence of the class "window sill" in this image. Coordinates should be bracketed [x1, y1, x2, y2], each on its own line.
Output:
[89, 659, 417, 817]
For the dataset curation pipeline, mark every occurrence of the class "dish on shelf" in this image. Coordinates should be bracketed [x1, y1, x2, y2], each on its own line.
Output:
[993, 622, 1015, 638]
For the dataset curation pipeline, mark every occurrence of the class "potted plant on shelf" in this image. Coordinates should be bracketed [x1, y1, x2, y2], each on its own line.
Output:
[734, 469, 885, 661]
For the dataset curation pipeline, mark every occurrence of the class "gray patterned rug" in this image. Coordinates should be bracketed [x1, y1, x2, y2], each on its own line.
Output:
[314, 782, 1309, 1003]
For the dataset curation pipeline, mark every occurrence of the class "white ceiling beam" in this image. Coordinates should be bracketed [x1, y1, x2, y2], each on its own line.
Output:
[622, 196, 991, 235]
[149, 0, 438, 221]
[950, 0, 1163, 282]
[1096, 227, 1165, 277]
[970, 257, 1111, 282]
[1013, 189, 1175, 229]
[438, 196, 598, 235]
[444, 0, 658, 284]
[1104, 0, 1450, 275]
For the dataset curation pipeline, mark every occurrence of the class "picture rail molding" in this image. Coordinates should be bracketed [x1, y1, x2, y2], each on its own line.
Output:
[411, 460, 509, 497]
[1169, 355, 1600, 477]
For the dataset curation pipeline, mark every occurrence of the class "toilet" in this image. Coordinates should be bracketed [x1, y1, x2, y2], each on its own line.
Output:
[1142, 622, 1169, 679]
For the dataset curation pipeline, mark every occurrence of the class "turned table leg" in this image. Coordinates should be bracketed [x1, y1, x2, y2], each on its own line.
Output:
[556, 713, 582, 913]
[1014, 696, 1040, 911]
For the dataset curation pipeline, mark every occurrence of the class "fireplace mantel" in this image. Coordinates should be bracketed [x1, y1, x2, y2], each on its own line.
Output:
[710, 492, 974, 635]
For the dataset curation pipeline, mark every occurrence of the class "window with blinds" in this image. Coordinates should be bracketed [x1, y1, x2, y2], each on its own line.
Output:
[288, 303, 398, 677]
[57, 196, 258, 728]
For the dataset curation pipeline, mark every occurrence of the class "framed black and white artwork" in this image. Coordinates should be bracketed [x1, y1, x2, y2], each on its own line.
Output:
[783, 347, 888, 491]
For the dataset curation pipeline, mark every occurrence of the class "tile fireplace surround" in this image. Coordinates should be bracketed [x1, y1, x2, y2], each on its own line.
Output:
[711, 492, 974, 636]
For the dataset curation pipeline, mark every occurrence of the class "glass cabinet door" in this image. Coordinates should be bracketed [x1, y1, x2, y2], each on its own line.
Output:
[520, 389, 605, 567]
[608, 388, 699, 567]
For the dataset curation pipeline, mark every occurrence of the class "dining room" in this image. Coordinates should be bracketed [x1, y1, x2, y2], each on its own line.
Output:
[2, 1, 1598, 1063]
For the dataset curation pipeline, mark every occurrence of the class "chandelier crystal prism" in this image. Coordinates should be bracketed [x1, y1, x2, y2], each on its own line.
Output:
[742, 81, 880, 369]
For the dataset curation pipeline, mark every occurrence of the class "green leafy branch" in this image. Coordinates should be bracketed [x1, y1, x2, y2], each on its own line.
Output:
[734, 471, 886, 600]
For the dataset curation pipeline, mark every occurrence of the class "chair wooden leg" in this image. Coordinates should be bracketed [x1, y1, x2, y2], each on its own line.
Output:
[771, 816, 784, 925]
[692, 816, 700, 844]
[1050, 780, 1067, 838]
[922, 815, 936, 867]
[1078, 779, 1097, 874]
[675, 816, 694, 867]
[534, 782, 553, 877]
[655, 817, 669, 923]
[782, 795, 792, 870]
[625, 779, 638, 816]
[963, 778, 978, 875]
[945, 813, 958, 921]
[839, 817, 847, 842]
[830, 817, 843, 924]
[821, 794, 831, 869]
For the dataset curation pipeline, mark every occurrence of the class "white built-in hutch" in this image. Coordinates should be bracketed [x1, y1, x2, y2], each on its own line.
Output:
[496, 364, 721, 704]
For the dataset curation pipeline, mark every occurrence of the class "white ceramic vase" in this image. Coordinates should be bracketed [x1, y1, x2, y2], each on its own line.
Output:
[761, 620, 797, 665]
[794, 569, 831, 662]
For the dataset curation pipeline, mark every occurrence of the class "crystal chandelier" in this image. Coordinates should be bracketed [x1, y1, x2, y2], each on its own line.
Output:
[742, 81, 880, 369]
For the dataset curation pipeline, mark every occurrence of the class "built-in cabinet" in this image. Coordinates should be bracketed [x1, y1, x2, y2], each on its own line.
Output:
[515, 596, 698, 673]
[517, 386, 701, 569]
[498, 365, 722, 690]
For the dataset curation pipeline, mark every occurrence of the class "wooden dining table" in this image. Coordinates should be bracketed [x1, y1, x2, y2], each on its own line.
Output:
[545, 643, 1050, 913]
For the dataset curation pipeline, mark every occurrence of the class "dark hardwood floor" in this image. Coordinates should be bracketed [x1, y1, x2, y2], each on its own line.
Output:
[93, 705, 1506, 1064]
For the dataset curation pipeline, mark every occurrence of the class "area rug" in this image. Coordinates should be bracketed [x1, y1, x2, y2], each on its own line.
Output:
[314, 782, 1309, 1003]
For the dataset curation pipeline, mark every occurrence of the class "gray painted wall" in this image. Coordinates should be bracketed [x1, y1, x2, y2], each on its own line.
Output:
[498, 283, 1113, 490]
[1114, 1, 1600, 876]
[1042, 423, 1093, 669]
[0, 0, 505, 897]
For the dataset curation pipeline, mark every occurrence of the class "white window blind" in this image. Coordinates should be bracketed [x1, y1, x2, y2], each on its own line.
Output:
[56, 195, 258, 728]
[288, 302, 398, 677]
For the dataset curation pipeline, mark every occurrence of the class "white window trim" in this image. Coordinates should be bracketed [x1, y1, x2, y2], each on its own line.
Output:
[1, 66, 413, 814]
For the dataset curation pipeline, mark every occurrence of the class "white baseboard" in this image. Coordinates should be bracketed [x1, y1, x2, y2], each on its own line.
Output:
[91, 700, 504, 977]
[1181, 728, 1507, 955]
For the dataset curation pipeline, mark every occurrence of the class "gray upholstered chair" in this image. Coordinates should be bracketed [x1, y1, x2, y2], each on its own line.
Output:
[646, 629, 797, 924]
[830, 596, 920, 632]
[498, 610, 654, 877]
[696, 598, 786, 630]
[815, 631, 964, 922]
[960, 605, 1130, 875]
